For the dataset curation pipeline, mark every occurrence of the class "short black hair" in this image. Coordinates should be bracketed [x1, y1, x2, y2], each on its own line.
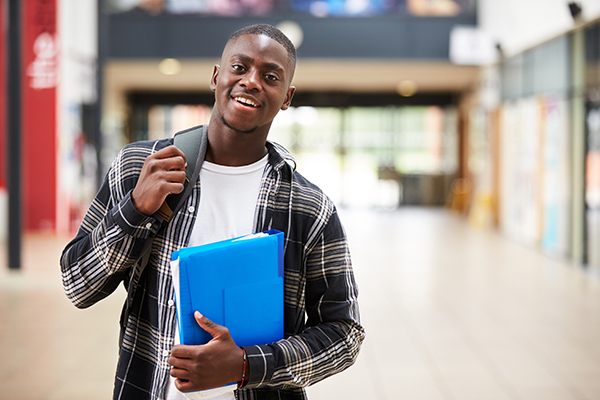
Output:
[227, 24, 297, 73]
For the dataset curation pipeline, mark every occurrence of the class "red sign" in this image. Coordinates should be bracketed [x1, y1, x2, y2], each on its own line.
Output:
[23, 0, 58, 230]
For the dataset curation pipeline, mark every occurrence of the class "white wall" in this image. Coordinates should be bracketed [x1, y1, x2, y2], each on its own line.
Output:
[57, 0, 98, 234]
[479, 0, 600, 57]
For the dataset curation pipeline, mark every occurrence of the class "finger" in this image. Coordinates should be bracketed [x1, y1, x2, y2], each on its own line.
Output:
[170, 366, 191, 380]
[152, 155, 187, 172]
[154, 182, 184, 198]
[168, 353, 189, 367]
[160, 182, 183, 195]
[194, 311, 228, 340]
[153, 145, 187, 162]
[161, 170, 187, 184]
[170, 344, 195, 359]
[175, 378, 197, 393]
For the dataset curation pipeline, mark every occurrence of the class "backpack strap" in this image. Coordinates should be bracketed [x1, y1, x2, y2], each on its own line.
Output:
[156, 124, 208, 222]
[119, 124, 207, 349]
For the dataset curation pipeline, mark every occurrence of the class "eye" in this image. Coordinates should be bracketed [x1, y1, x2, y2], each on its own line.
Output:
[265, 73, 279, 82]
[232, 64, 246, 72]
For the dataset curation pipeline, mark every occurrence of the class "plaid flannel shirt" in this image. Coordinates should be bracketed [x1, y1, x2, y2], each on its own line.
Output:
[61, 127, 364, 400]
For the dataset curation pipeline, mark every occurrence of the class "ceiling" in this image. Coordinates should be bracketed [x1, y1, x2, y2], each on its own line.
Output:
[104, 58, 480, 111]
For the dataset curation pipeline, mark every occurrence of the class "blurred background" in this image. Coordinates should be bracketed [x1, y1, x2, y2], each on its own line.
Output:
[2, 0, 600, 399]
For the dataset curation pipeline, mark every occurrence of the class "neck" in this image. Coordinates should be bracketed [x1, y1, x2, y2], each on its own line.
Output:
[205, 117, 269, 167]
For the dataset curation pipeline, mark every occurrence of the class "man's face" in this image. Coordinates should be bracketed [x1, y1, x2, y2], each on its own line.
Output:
[210, 34, 296, 135]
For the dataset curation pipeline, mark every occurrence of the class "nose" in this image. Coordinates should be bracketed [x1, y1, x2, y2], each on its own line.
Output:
[239, 68, 261, 91]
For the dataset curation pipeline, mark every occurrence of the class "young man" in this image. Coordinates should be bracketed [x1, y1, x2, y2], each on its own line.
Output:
[61, 24, 364, 400]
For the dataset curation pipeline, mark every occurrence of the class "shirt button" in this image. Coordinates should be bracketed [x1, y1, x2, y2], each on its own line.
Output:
[188, 206, 195, 213]
[168, 299, 175, 307]
[163, 350, 169, 357]
[145, 222, 152, 229]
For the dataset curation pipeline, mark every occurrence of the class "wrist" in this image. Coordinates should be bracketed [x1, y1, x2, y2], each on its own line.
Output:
[131, 190, 150, 216]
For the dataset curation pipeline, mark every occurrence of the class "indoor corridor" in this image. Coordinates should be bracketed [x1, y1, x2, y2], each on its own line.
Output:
[1, 207, 599, 400]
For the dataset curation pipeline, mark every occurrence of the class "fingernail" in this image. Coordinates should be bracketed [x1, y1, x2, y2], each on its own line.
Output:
[195, 311, 203, 318]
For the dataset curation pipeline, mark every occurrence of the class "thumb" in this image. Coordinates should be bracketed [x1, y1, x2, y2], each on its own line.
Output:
[194, 311, 227, 340]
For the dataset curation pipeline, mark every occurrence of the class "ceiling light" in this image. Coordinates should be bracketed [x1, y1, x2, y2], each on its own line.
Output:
[158, 58, 182, 75]
[276, 20, 304, 49]
[397, 80, 417, 97]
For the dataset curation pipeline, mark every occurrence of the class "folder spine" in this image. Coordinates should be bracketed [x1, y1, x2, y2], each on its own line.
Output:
[177, 256, 197, 345]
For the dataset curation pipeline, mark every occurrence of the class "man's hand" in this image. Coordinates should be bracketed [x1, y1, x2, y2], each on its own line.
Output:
[169, 312, 245, 392]
[131, 146, 187, 215]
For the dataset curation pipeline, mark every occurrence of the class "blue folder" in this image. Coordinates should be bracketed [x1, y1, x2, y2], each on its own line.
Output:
[171, 230, 284, 347]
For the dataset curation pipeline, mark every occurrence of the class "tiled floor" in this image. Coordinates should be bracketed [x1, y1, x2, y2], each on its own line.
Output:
[1, 207, 600, 400]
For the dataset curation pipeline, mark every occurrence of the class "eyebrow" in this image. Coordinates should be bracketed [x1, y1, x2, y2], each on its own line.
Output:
[231, 53, 286, 74]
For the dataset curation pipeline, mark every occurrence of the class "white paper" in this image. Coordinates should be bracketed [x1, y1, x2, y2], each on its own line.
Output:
[170, 257, 182, 344]
[233, 232, 268, 241]
[183, 385, 236, 399]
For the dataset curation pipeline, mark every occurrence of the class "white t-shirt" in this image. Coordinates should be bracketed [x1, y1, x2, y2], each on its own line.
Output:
[165, 154, 268, 400]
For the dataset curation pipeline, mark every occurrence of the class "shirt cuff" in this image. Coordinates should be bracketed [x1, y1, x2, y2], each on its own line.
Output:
[242, 344, 276, 387]
[112, 191, 161, 238]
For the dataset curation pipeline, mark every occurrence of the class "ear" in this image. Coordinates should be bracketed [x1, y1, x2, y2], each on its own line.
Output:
[210, 65, 220, 92]
[281, 86, 296, 111]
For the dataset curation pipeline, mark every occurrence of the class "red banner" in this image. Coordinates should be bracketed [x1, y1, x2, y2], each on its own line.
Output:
[22, 0, 58, 230]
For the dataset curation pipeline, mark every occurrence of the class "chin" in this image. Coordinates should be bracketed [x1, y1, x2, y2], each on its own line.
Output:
[221, 115, 258, 134]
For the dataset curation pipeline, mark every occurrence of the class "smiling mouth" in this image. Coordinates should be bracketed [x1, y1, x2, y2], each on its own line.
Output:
[233, 96, 259, 108]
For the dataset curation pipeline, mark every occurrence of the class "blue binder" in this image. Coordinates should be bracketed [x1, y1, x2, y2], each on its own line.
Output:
[171, 230, 284, 347]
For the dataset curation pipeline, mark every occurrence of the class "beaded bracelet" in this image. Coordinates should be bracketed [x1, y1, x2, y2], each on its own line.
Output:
[238, 348, 247, 388]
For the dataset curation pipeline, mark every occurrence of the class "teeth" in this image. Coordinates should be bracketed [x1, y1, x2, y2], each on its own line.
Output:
[234, 97, 258, 107]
